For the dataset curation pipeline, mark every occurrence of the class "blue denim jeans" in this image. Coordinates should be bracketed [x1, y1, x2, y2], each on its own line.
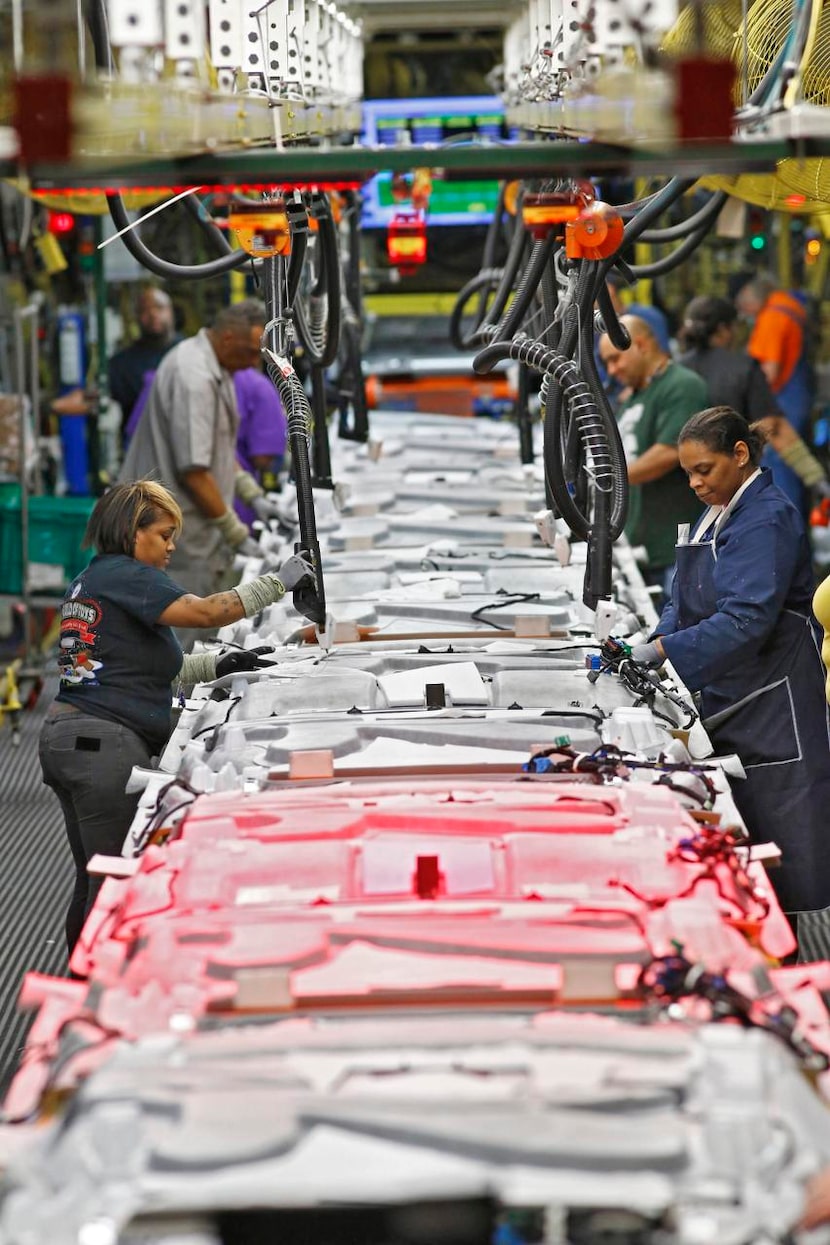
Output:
[39, 709, 151, 954]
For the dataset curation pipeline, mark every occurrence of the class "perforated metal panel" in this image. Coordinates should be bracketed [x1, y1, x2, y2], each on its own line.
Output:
[303, 0, 321, 92]
[107, 0, 164, 46]
[208, 0, 243, 70]
[164, 0, 206, 62]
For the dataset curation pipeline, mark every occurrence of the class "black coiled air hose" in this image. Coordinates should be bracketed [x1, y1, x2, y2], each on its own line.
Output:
[578, 267, 629, 536]
[449, 267, 505, 350]
[474, 336, 627, 606]
[264, 354, 326, 627]
[293, 195, 341, 368]
[535, 261, 627, 542]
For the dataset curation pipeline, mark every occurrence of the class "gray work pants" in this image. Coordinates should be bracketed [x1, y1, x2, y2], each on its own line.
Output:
[39, 709, 151, 955]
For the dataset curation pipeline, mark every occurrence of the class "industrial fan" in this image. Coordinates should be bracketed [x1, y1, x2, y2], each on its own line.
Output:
[663, 0, 830, 213]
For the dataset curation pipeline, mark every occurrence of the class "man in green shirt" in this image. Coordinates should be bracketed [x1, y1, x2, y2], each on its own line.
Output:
[599, 314, 708, 598]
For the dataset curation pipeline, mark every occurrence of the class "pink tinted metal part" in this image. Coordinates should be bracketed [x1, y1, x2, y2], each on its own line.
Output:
[5, 778, 808, 1121]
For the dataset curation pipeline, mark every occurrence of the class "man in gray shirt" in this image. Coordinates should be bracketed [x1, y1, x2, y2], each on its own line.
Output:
[120, 300, 268, 647]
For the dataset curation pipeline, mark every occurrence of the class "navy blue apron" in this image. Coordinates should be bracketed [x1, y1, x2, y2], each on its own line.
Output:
[674, 533, 830, 916]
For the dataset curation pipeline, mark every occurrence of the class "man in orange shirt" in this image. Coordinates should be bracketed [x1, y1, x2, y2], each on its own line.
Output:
[736, 272, 815, 510]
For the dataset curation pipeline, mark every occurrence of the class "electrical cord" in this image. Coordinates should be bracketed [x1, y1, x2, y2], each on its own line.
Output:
[588, 637, 698, 728]
[637, 191, 728, 244]
[107, 192, 252, 281]
[639, 947, 828, 1072]
[469, 591, 542, 630]
[624, 220, 714, 280]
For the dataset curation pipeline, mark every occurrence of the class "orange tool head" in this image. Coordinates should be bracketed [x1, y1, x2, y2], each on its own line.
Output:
[565, 202, 625, 261]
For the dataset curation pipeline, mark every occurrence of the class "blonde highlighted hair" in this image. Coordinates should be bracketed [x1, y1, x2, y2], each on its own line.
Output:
[83, 480, 183, 556]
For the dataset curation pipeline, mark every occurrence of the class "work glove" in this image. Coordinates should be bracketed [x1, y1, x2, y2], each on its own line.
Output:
[179, 646, 277, 686]
[215, 645, 276, 678]
[778, 438, 828, 489]
[251, 493, 284, 522]
[630, 641, 663, 668]
[276, 552, 316, 591]
[235, 470, 284, 523]
[234, 554, 315, 616]
[211, 507, 259, 553]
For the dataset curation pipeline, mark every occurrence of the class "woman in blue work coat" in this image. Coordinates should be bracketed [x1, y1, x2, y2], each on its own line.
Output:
[639, 406, 830, 941]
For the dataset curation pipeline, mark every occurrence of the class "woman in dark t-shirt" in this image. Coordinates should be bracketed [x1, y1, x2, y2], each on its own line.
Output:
[39, 480, 314, 955]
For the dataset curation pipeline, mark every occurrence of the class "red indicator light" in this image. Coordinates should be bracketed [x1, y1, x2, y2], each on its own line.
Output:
[48, 211, 75, 234]
[387, 210, 427, 271]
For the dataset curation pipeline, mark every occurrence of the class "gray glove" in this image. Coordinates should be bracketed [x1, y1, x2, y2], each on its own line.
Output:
[275, 552, 315, 591]
[211, 507, 255, 551]
[234, 469, 264, 505]
[233, 555, 315, 617]
[251, 493, 283, 522]
[630, 641, 663, 667]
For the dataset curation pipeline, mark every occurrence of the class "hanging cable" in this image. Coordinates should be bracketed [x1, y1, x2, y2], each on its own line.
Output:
[625, 221, 713, 279]
[107, 193, 251, 281]
[637, 190, 727, 243]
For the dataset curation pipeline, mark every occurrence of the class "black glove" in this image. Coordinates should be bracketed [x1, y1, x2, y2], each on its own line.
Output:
[215, 646, 275, 678]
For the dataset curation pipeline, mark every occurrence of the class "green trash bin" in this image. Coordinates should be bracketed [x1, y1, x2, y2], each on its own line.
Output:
[0, 485, 95, 595]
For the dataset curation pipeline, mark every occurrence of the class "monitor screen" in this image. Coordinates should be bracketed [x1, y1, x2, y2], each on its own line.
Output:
[361, 96, 506, 230]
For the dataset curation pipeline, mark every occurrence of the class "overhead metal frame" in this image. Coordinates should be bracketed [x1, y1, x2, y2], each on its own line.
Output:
[9, 136, 828, 192]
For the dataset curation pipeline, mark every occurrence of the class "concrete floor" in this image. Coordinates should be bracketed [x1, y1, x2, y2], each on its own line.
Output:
[0, 676, 71, 1099]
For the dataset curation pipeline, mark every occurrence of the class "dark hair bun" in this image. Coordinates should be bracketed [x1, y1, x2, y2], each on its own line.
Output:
[678, 405, 765, 466]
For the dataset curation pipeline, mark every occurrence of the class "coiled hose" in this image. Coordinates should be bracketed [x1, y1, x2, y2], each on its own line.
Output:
[474, 335, 627, 605]
[449, 267, 507, 350]
[263, 249, 326, 628]
[533, 260, 627, 539]
[292, 194, 341, 369]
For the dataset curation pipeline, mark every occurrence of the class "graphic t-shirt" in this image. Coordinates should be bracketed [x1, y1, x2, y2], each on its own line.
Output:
[56, 554, 187, 752]
[617, 362, 708, 570]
